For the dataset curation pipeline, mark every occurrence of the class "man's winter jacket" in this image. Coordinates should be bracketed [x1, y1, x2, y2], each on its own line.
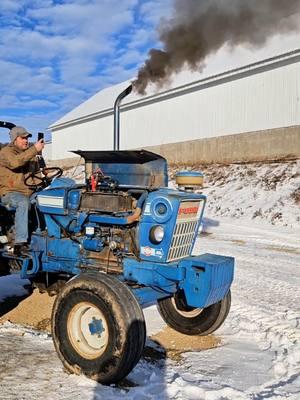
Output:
[0, 143, 38, 196]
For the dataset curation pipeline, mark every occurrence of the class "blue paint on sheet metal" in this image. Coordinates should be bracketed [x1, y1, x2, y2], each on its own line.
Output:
[124, 254, 234, 308]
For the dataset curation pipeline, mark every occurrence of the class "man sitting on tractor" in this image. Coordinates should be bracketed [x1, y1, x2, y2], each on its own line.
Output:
[0, 126, 44, 255]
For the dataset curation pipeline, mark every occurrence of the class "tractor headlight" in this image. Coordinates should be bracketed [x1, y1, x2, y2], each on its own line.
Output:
[151, 197, 172, 223]
[155, 202, 167, 216]
[149, 225, 165, 244]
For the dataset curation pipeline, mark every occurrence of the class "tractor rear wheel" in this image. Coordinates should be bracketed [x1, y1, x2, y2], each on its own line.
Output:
[157, 290, 231, 336]
[51, 272, 146, 384]
[0, 258, 10, 277]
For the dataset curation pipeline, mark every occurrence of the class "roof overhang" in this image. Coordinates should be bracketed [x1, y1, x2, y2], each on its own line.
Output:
[50, 49, 300, 131]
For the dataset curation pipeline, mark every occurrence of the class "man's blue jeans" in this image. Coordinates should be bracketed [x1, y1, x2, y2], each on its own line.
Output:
[1, 192, 30, 243]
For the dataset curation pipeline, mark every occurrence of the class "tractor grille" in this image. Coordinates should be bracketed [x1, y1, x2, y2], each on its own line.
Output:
[167, 200, 203, 262]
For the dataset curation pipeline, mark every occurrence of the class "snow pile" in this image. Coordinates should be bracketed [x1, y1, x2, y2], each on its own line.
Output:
[170, 159, 300, 228]
[63, 163, 85, 183]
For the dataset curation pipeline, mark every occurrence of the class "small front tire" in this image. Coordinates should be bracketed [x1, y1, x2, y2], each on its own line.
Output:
[51, 273, 146, 384]
[157, 290, 231, 336]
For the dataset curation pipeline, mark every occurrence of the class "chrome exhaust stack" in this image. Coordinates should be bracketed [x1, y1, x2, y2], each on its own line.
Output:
[113, 84, 133, 151]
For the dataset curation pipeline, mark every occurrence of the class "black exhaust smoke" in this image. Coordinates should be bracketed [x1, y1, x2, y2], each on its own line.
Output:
[133, 0, 300, 94]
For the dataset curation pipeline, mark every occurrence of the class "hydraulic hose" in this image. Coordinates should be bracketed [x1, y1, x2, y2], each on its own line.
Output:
[126, 191, 148, 224]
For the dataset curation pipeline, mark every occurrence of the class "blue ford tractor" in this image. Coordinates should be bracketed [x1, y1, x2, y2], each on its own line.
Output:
[0, 86, 234, 384]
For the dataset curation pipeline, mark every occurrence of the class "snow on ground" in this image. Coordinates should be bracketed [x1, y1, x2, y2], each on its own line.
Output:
[0, 219, 299, 400]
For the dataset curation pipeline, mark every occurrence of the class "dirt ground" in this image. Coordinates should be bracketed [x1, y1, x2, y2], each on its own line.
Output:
[0, 289, 220, 353]
[0, 289, 55, 332]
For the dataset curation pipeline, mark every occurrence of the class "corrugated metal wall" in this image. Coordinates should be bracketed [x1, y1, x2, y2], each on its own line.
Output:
[43, 142, 52, 161]
[51, 60, 300, 160]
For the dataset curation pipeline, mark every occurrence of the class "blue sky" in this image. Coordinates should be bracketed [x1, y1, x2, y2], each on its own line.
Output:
[1, 0, 299, 144]
[0, 0, 172, 142]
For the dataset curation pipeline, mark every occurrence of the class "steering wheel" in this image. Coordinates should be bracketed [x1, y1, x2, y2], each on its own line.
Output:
[24, 167, 63, 190]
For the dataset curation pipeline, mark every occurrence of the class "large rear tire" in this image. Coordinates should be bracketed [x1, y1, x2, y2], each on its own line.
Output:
[0, 259, 10, 276]
[51, 273, 146, 384]
[157, 290, 231, 336]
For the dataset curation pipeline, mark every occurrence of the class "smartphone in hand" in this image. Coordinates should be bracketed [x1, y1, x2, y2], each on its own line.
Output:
[38, 132, 44, 142]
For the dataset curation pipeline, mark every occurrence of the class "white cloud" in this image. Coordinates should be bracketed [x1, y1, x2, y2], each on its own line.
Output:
[0, 0, 21, 13]
[0, 60, 59, 94]
[27, 1, 136, 38]
[116, 49, 146, 66]
[139, 0, 173, 25]
[0, 0, 174, 137]
[124, 28, 157, 52]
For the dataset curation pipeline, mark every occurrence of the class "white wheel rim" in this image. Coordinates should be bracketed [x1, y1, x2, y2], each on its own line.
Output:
[171, 298, 203, 318]
[67, 302, 109, 360]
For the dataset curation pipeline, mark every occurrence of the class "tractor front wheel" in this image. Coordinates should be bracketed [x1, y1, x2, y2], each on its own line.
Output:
[157, 290, 231, 336]
[51, 273, 146, 384]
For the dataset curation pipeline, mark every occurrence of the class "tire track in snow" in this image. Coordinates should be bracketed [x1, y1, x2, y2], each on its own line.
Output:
[196, 226, 300, 398]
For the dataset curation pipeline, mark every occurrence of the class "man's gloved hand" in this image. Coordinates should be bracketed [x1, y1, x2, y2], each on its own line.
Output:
[34, 139, 45, 153]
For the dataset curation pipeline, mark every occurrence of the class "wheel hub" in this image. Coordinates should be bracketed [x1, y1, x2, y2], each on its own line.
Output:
[171, 297, 203, 318]
[67, 302, 109, 360]
[88, 317, 105, 337]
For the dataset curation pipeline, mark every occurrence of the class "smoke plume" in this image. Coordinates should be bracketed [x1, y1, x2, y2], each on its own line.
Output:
[133, 0, 300, 94]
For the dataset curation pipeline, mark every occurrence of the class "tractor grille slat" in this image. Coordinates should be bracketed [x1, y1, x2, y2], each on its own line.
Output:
[167, 202, 203, 262]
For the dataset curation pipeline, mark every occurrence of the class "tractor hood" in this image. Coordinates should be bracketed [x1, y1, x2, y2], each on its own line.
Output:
[72, 150, 168, 189]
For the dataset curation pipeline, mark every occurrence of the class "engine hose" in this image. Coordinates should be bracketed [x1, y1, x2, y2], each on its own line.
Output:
[49, 215, 80, 243]
[126, 191, 148, 224]
[33, 204, 41, 232]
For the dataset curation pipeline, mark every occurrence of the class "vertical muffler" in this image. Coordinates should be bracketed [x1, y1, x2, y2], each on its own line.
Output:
[113, 84, 133, 151]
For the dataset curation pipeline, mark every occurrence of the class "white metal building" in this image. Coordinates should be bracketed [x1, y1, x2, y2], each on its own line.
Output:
[49, 49, 300, 160]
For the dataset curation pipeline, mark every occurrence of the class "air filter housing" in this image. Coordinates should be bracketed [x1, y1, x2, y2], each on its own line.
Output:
[175, 171, 204, 191]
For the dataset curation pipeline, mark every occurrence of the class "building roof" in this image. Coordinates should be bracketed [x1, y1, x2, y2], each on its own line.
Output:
[50, 48, 300, 131]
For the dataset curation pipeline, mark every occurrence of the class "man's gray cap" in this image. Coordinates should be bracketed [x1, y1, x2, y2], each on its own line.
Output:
[10, 126, 32, 143]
